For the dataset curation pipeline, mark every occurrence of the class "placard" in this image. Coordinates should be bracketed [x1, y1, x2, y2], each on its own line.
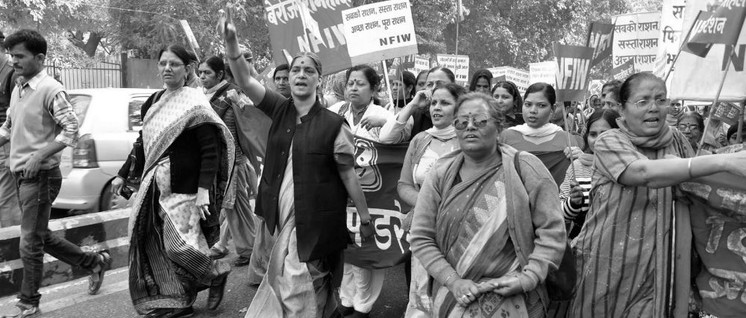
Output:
[654, 0, 687, 78]
[587, 21, 615, 68]
[435, 54, 469, 86]
[488, 66, 530, 93]
[554, 43, 594, 102]
[529, 61, 558, 85]
[612, 12, 662, 72]
[342, 0, 418, 65]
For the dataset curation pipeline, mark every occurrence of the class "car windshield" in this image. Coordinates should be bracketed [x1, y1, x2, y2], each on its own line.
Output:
[68, 94, 92, 125]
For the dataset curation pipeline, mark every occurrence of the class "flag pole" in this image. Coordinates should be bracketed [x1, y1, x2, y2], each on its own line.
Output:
[455, 0, 460, 55]
[738, 102, 744, 143]
[664, 11, 703, 83]
[382, 60, 394, 109]
[696, 53, 732, 155]
[561, 102, 577, 181]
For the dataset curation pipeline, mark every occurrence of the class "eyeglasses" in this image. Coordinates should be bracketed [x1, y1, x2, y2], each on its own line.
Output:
[157, 61, 185, 68]
[628, 98, 670, 109]
[678, 124, 700, 132]
[454, 114, 492, 130]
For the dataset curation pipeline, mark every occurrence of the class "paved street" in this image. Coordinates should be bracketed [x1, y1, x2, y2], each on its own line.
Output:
[0, 253, 409, 318]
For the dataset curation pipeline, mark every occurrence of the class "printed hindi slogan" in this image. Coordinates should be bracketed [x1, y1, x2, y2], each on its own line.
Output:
[553, 43, 594, 102]
[529, 61, 558, 86]
[488, 66, 530, 94]
[689, 0, 746, 45]
[264, 0, 354, 75]
[341, 0, 418, 65]
[435, 54, 470, 86]
[654, 0, 687, 78]
[586, 21, 615, 68]
[612, 12, 661, 72]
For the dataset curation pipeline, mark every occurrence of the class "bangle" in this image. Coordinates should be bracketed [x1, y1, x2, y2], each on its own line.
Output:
[228, 53, 242, 61]
[444, 272, 458, 286]
[687, 158, 693, 179]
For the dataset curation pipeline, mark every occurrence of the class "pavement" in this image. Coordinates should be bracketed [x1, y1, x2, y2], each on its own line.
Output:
[0, 253, 409, 318]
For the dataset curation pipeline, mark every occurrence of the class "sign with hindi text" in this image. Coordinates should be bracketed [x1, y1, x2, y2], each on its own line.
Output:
[587, 21, 615, 68]
[435, 54, 470, 86]
[612, 58, 636, 81]
[264, 0, 353, 75]
[612, 12, 662, 72]
[488, 66, 530, 93]
[529, 61, 558, 86]
[554, 43, 594, 102]
[342, 0, 418, 65]
[654, 0, 687, 78]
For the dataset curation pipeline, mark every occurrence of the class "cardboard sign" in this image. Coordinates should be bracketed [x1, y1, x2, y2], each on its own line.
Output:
[435, 54, 469, 86]
[554, 43, 594, 102]
[529, 61, 558, 86]
[612, 12, 662, 72]
[341, 0, 418, 65]
[264, 0, 353, 75]
[587, 21, 615, 68]
[654, 0, 687, 78]
[611, 58, 636, 81]
[488, 66, 530, 93]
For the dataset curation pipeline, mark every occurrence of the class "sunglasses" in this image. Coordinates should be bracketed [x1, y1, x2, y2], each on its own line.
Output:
[454, 114, 492, 130]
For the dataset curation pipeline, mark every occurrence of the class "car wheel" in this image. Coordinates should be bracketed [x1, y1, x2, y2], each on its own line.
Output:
[100, 181, 131, 211]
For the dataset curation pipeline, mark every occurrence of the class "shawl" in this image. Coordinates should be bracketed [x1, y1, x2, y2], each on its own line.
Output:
[509, 123, 563, 138]
[425, 125, 456, 141]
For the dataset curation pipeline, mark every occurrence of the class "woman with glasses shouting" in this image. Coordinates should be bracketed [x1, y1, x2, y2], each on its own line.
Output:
[569, 72, 746, 318]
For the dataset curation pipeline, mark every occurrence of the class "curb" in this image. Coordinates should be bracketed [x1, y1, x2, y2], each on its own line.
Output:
[0, 209, 130, 298]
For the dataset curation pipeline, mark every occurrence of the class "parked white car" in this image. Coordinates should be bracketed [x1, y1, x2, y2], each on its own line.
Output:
[54, 88, 157, 212]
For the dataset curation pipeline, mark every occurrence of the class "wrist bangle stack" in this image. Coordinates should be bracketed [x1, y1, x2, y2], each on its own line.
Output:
[687, 158, 693, 179]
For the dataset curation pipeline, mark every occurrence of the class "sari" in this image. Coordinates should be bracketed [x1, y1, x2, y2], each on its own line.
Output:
[127, 87, 235, 314]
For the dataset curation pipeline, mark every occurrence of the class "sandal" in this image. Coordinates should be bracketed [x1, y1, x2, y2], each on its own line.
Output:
[88, 250, 112, 295]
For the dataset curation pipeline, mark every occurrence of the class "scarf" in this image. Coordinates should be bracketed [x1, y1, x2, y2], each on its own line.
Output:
[616, 117, 673, 149]
[425, 125, 456, 141]
[509, 123, 563, 138]
[203, 80, 228, 99]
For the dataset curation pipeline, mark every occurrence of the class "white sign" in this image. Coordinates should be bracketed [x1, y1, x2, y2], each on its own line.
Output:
[654, 0, 687, 78]
[435, 54, 469, 86]
[529, 61, 558, 86]
[488, 66, 530, 94]
[411, 54, 430, 75]
[342, 0, 418, 65]
[612, 12, 662, 72]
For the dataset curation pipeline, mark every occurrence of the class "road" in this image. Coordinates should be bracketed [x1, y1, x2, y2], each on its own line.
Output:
[0, 253, 409, 318]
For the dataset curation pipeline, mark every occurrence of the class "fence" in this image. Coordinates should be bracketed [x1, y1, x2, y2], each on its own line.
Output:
[46, 54, 162, 90]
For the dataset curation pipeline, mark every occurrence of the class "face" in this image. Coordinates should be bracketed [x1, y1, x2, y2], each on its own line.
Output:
[198, 63, 221, 89]
[429, 88, 457, 129]
[425, 70, 451, 91]
[587, 119, 613, 153]
[9, 43, 44, 78]
[289, 56, 320, 99]
[455, 100, 499, 156]
[346, 71, 374, 106]
[391, 79, 405, 100]
[601, 85, 613, 98]
[602, 93, 621, 112]
[729, 132, 746, 145]
[158, 51, 187, 89]
[678, 117, 702, 144]
[492, 87, 515, 114]
[415, 74, 427, 92]
[523, 92, 554, 129]
[621, 78, 669, 137]
[273, 69, 290, 96]
[474, 77, 491, 94]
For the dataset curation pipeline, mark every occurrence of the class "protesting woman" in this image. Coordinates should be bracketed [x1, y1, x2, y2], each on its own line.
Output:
[118, 44, 235, 317]
[220, 14, 374, 318]
[410, 92, 566, 317]
[399, 83, 466, 317]
[676, 111, 704, 152]
[386, 70, 416, 115]
[415, 70, 428, 92]
[500, 83, 581, 187]
[559, 109, 619, 239]
[491, 81, 524, 129]
[469, 69, 493, 94]
[198, 56, 258, 267]
[569, 72, 746, 317]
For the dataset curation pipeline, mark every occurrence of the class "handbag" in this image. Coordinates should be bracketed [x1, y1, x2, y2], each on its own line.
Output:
[513, 151, 577, 301]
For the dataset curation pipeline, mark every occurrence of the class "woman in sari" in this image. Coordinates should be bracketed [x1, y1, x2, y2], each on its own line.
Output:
[410, 92, 566, 318]
[569, 72, 746, 317]
[400, 83, 466, 318]
[220, 14, 374, 318]
[500, 83, 581, 187]
[115, 44, 235, 318]
[491, 81, 523, 129]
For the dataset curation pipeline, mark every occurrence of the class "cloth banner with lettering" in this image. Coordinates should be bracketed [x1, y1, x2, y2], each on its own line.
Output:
[435, 54, 470, 86]
[681, 171, 746, 317]
[654, 0, 687, 78]
[264, 0, 353, 75]
[688, 2, 746, 46]
[553, 43, 593, 102]
[611, 58, 636, 81]
[345, 138, 410, 269]
[670, 1, 746, 101]
[586, 21, 615, 68]
[612, 12, 661, 72]
[341, 0, 418, 65]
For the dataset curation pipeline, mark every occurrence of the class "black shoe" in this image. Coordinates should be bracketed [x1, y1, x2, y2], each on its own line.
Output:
[350, 310, 370, 318]
[88, 250, 111, 295]
[337, 305, 354, 317]
[207, 272, 229, 310]
[233, 256, 251, 267]
[145, 307, 194, 318]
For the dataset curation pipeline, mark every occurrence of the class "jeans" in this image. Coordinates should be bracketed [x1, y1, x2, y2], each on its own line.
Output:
[0, 143, 19, 227]
[16, 167, 99, 306]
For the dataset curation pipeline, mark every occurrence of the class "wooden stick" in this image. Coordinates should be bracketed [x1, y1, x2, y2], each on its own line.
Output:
[382, 61, 394, 109]
[738, 102, 744, 143]
[561, 103, 577, 181]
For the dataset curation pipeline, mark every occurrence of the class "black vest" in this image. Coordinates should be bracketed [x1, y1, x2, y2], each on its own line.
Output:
[257, 98, 350, 262]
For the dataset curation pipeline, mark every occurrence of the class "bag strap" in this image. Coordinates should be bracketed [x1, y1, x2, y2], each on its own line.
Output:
[209, 83, 232, 104]
[514, 151, 525, 184]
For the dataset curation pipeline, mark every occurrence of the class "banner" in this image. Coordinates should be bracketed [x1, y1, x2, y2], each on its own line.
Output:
[689, 1, 746, 45]
[341, 0, 418, 65]
[411, 54, 431, 75]
[611, 58, 636, 80]
[345, 138, 410, 269]
[586, 21, 615, 68]
[612, 12, 662, 72]
[654, 0, 687, 78]
[529, 61, 558, 85]
[264, 0, 353, 75]
[553, 43, 594, 102]
[488, 66, 530, 93]
[670, 0, 746, 101]
[435, 54, 469, 86]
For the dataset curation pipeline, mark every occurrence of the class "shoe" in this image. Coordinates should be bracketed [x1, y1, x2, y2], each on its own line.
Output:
[1, 303, 39, 318]
[145, 307, 194, 318]
[209, 246, 228, 260]
[233, 256, 250, 267]
[337, 305, 354, 317]
[88, 250, 112, 295]
[350, 310, 370, 318]
[207, 272, 230, 310]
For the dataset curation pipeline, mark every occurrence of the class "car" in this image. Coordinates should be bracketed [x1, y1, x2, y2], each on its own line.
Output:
[54, 88, 158, 213]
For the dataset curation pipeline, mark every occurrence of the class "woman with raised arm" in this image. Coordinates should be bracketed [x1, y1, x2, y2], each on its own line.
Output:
[220, 13, 374, 318]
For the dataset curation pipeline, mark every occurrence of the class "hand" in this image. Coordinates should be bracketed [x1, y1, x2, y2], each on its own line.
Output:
[196, 187, 211, 220]
[490, 274, 524, 297]
[447, 279, 480, 307]
[411, 90, 431, 110]
[218, 6, 238, 45]
[22, 153, 42, 179]
[564, 146, 583, 160]
[111, 176, 125, 195]
[725, 150, 746, 177]
[359, 219, 375, 241]
[568, 181, 585, 206]
[359, 113, 387, 130]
